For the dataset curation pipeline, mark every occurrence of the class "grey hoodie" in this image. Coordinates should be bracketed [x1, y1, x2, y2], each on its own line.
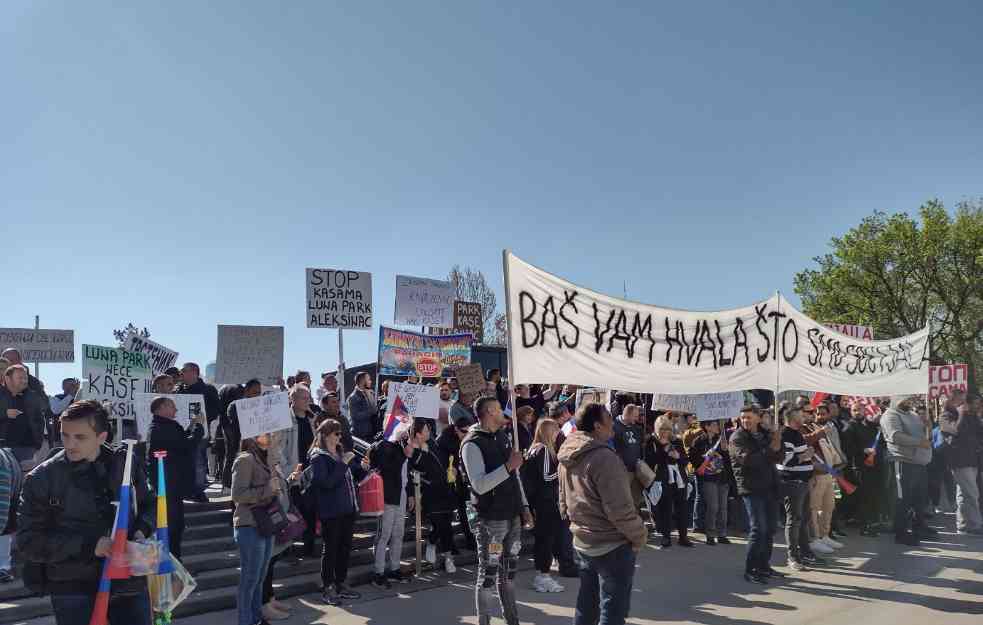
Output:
[880, 398, 931, 466]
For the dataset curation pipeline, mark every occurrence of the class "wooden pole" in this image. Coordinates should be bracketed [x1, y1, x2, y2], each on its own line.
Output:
[414, 470, 423, 577]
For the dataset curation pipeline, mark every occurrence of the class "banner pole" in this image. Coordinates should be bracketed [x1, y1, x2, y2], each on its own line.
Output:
[33, 315, 40, 379]
[338, 329, 346, 405]
[501, 250, 519, 450]
[414, 470, 422, 577]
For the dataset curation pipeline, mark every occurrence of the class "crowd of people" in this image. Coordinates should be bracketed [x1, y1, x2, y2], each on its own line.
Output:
[1, 346, 981, 625]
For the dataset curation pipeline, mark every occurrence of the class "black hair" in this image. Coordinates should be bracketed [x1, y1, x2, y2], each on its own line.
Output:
[486, 368, 501, 381]
[244, 378, 262, 391]
[575, 402, 610, 433]
[355, 371, 370, 386]
[473, 396, 500, 420]
[454, 416, 474, 430]
[60, 399, 111, 435]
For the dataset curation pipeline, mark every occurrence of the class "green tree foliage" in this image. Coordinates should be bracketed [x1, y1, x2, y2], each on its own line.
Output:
[794, 199, 983, 393]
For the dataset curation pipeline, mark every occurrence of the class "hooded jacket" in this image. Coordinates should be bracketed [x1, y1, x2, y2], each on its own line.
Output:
[558, 431, 647, 552]
[880, 397, 931, 466]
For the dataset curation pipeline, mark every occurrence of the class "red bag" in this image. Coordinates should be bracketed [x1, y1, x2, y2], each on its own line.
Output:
[358, 472, 385, 517]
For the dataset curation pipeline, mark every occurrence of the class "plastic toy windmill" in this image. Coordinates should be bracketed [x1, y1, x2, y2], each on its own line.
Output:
[150, 451, 175, 625]
[89, 440, 136, 625]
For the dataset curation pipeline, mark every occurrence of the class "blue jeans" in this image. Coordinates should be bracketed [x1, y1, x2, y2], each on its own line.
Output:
[742, 493, 777, 574]
[50, 589, 151, 625]
[574, 543, 637, 625]
[472, 516, 522, 625]
[235, 526, 273, 625]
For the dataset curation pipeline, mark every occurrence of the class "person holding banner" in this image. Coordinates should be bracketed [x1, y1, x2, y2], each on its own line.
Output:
[17, 400, 155, 625]
[146, 397, 204, 560]
[730, 405, 783, 584]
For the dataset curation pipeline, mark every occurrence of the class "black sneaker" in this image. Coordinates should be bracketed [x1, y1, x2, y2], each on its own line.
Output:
[336, 584, 361, 600]
[717, 537, 732, 545]
[387, 569, 409, 584]
[801, 553, 826, 565]
[0, 570, 13, 584]
[660, 537, 672, 549]
[915, 525, 939, 539]
[895, 532, 920, 546]
[371, 574, 391, 590]
[744, 571, 768, 585]
[678, 537, 695, 548]
[706, 536, 717, 546]
[322, 586, 341, 605]
[761, 567, 787, 578]
[860, 525, 879, 537]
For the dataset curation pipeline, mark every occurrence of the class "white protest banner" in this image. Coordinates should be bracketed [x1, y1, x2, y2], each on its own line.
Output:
[215, 325, 284, 386]
[382, 382, 440, 440]
[928, 364, 968, 400]
[0, 328, 75, 363]
[133, 393, 206, 439]
[235, 391, 292, 439]
[504, 251, 930, 397]
[80, 344, 154, 421]
[652, 392, 744, 421]
[306, 268, 373, 329]
[126, 334, 179, 375]
[824, 323, 874, 342]
[394, 275, 454, 328]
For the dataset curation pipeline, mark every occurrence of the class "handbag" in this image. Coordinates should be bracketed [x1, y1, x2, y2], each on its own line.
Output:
[252, 498, 289, 538]
[275, 505, 308, 546]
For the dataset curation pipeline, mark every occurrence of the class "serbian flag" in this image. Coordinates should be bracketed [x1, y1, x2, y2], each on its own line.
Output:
[561, 420, 577, 437]
[153, 452, 174, 574]
[90, 441, 135, 625]
[383, 394, 411, 441]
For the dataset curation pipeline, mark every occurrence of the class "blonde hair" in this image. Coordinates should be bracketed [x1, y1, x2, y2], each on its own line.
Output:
[532, 418, 559, 458]
[654, 415, 674, 434]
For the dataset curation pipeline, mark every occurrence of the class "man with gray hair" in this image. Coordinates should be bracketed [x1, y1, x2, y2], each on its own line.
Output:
[880, 395, 934, 546]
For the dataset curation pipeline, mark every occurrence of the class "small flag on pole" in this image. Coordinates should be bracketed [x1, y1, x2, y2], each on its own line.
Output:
[383, 394, 411, 441]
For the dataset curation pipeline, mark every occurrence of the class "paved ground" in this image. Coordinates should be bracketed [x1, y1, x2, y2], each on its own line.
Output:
[21, 513, 983, 624]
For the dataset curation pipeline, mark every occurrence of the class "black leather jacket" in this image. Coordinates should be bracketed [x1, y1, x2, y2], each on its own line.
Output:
[16, 445, 155, 595]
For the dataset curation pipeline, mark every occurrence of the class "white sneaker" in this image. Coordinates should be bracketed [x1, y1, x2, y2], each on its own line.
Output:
[810, 539, 834, 554]
[533, 574, 553, 593]
[545, 575, 565, 593]
[425, 543, 437, 565]
[444, 555, 456, 574]
[824, 537, 843, 549]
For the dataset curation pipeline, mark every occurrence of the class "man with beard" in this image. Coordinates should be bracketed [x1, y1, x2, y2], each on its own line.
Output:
[318, 393, 354, 451]
[176, 362, 220, 503]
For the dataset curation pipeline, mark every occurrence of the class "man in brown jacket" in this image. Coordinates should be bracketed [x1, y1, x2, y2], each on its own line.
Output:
[559, 403, 647, 625]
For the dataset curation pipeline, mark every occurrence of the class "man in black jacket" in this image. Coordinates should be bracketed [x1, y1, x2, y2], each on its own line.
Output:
[176, 362, 220, 503]
[147, 397, 204, 559]
[0, 364, 47, 469]
[729, 405, 782, 584]
[17, 400, 155, 625]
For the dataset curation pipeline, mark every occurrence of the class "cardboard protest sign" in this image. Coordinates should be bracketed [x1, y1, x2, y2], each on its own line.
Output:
[306, 268, 373, 329]
[0, 328, 75, 363]
[824, 323, 874, 341]
[377, 326, 472, 378]
[453, 301, 483, 343]
[215, 325, 284, 386]
[505, 251, 930, 396]
[394, 275, 454, 328]
[80, 344, 154, 421]
[576, 388, 610, 411]
[928, 364, 968, 400]
[382, 382, 440, 440]
[455, 363, 486, 398]
[651, 392, 744, 421]
[133, 392, 206, 439]
[235, 391, 292, 439]
[126, 334, 179, 375]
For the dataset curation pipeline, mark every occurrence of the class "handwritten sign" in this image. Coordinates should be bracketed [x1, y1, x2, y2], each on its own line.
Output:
[215, 325, 284, 386]
[928, 364, 968, 400]
[824, 323, 874, 341]
[576, 388, 610, 411]
[455, 363, 486, 398]
[133, 392, 206, 439]
[394, 275, 454, 328]
[386, 382, 441, 421]
[651, 392, 744, 421]
[0, 328, 75, 363]
[80, 344, 154, 421]
[235, 391, 293, 439]
[454, 301, 483, 343]
[126, 334, 179, 375]
[306, 268, 373, 329]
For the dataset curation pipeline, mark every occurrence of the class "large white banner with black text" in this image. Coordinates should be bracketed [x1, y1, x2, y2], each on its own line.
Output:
[505, 252, 930, 396]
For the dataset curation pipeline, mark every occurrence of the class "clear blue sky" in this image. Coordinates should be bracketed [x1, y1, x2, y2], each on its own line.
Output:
[4, 1, 981, 392]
